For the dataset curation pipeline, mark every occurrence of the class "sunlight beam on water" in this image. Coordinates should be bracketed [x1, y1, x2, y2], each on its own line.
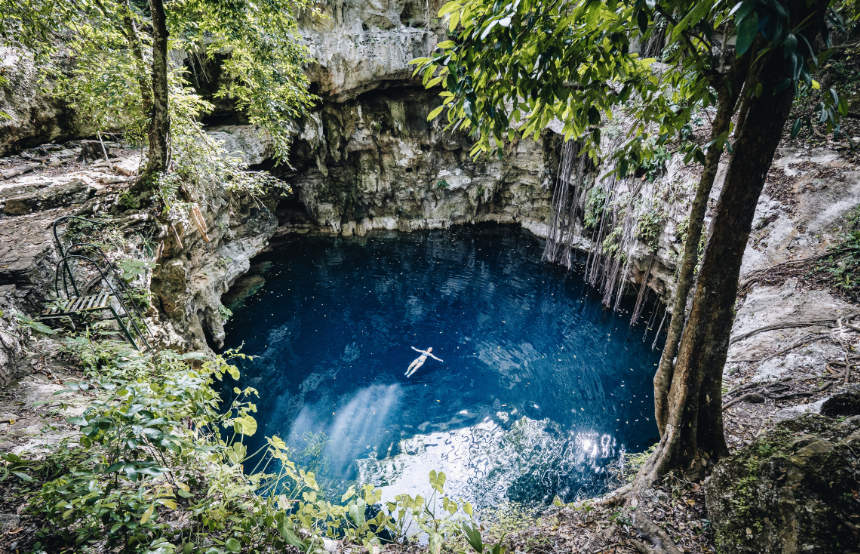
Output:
[222, 224, 663, 507]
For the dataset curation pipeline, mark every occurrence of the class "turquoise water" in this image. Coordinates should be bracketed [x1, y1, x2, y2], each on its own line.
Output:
[222, 224, 660, 508]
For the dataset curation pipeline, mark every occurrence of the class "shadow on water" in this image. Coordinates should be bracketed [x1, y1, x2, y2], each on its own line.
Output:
[221, 224, 663, 509]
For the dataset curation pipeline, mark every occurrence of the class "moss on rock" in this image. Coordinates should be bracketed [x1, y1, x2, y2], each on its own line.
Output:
[705, 413, 860, 553]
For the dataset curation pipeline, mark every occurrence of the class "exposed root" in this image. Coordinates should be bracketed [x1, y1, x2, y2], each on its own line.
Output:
[737, 249, 849, 296]
[729, 332, 825, 363]
[729, 312, 858, 345]
[629, 512, 683, 554]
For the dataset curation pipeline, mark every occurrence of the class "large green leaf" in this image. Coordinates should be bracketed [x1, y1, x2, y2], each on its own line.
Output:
[735, 11, 759, 55]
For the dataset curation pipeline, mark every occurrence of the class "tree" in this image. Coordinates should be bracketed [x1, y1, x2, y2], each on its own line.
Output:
[146, 0, 169, 180]
[414, 0, 841, 482]
[0, 0, 317, 199]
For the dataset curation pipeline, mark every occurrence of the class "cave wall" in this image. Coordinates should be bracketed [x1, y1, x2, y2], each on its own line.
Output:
[0, 47, 77, 156]
[278, 86, 557, 238]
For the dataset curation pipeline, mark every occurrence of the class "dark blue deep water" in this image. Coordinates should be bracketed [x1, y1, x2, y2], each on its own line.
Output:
[222, 224, 660, 508]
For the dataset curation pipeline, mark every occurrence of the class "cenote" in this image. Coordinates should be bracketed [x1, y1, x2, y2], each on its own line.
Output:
[221, 224, 661, 509]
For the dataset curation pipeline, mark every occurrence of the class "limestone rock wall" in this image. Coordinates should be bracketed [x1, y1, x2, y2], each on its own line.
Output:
[0, 47, 76, 156]
[300, 0, 444, 101]
[705, 413, 860, 553]
[150, 185, 278, 350]
[277, 86, 556, 239]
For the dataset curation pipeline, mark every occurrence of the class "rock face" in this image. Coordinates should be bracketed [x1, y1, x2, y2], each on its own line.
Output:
[0, 292, 27, 387]
[301, 0, 443, 101]
[0, 47, 76, 155]
[150, 186, 278, 349]
[705, 414, 860, 554]
[279, 86, 556, 238]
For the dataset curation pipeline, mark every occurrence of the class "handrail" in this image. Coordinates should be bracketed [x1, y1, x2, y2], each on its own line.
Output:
[63, 242, 152, 340]
[52, 253, 151, 351]
[52, 216, 111, 297]
[52, 215, 111, 257]
[50, 214, 154, 350]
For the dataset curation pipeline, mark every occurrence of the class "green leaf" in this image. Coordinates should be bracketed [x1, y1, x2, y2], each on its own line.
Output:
[233, 414, 257, 436]
[462, 523, 483, 553]
[12, 471, 34, 483]
[349, 499, 367, 528]
[140, 504, 155, 525]
[427, 105, 445, 121]
[791, 118, 803, 138]
[438, 2, 461, 18]
[735, 11, 759, 56]
[225, 538, 241, 553]
[341, 484, 356, 503]
[671, 2, 711, 40]
[277, 515, 305, 548]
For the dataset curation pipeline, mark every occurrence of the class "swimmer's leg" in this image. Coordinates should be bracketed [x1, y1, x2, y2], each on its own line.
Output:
[406, 359, 426, 377]
[405, 359, 418, 376]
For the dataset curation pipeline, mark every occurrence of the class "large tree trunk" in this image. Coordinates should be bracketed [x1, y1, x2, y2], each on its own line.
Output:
[143, 0, 169, 180]
[120, 0, 152, 116]
[637, 0, 827, 485]
[653, 55, 748, 434]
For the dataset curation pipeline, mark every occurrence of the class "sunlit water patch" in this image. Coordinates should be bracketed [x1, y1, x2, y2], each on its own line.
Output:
[222, 224, 660, 508]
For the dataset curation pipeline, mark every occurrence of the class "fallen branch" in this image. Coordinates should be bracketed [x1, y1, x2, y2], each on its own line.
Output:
[723, 392, 765, 411]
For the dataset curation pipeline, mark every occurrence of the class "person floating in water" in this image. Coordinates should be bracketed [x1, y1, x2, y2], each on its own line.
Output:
[405, 346, 443, 377]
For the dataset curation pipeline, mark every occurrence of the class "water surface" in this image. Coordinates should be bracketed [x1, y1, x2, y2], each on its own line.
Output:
[222, 225, 660, 508]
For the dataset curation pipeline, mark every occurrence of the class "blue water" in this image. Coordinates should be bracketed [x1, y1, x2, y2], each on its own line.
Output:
[222, 224, 660, 508]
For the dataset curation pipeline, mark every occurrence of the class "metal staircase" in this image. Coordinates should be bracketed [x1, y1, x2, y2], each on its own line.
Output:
[39, 215, 151, 350]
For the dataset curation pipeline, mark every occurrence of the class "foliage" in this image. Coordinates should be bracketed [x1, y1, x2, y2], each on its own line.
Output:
[0, 0, 317, 165]
[462, 522, 508, 554]
[814, 205, 860, 301]
[15, 315, 58, 336]
[412, 0, 846, 175]
[217, 304, 233, 324]
[17, 337, 496, 552]
[169, 0, 317, 162]
[583, 186, 608, 232]
[637, 208, 666, 252]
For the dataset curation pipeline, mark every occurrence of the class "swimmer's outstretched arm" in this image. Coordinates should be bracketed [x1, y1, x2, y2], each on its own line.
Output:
[427, 352, 443, 362]
[410, 346, 426, 354]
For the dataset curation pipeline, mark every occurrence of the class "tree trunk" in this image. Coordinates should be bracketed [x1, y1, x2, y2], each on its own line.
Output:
[637, 0, 827, 485]
[653, 55, 748, 434]
[120, 0, 152, 116]
[143, 0, 169, 180]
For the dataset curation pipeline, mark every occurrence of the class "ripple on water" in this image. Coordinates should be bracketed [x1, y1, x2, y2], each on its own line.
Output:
[222, 224, 661, 508]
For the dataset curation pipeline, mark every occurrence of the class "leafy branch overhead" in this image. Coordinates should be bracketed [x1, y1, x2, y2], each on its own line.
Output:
[413, 0, 849, 172]
[0, 0, 317, 166]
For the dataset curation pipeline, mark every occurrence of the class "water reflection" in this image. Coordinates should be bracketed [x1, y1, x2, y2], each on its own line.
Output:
[358, 416, 621, 509]
[222, 224, 661, 506]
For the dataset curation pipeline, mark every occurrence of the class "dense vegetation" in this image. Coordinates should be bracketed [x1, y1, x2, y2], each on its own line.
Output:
[0, 0, 857, 552]
[5, 336, 505, 552]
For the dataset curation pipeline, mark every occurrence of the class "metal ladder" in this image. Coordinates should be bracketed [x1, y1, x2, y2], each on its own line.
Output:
[39, 215, 151, 350]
